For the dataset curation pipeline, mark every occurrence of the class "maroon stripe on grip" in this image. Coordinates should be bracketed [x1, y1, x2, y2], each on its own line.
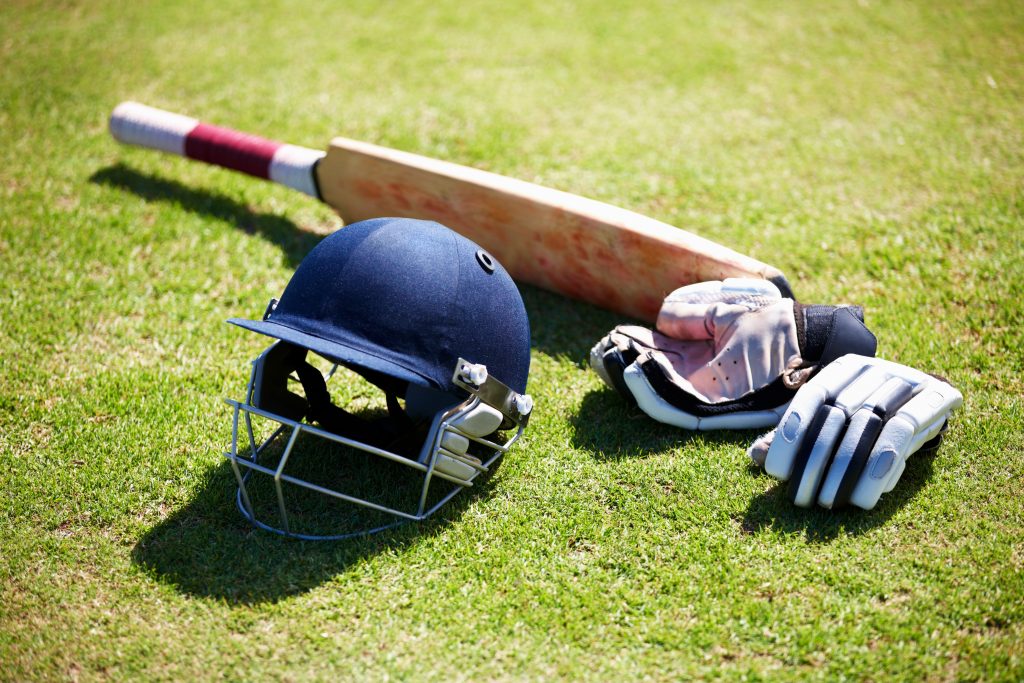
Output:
[184, 123, 282, 179]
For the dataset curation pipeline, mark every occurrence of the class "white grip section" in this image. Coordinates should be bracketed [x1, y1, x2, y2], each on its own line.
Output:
[109, 101, 197, 155]
[269, 144, 325, 198]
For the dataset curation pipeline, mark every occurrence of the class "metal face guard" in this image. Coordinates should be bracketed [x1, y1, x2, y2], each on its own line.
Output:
[223, 352, 533, 541]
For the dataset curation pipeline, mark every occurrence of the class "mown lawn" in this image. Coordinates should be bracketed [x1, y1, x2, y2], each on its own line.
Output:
[1, 1, 1021, 680]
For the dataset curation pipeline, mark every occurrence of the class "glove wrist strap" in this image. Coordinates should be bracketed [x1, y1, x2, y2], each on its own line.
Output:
[794, 303, 877, 367]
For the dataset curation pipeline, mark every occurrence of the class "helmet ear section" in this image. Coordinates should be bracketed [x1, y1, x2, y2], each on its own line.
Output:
[251, 341, 309, 421]
[448, 403, 504, 438]
[404, 383, 463, 425]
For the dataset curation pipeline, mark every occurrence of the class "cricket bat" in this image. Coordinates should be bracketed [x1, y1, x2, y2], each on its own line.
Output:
[109, 101, 791, 321]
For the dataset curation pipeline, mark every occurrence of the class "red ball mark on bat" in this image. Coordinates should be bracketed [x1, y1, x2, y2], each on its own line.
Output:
[419, 196, 454, 220]
[544, 231, 569, 253]
[352, 180, 383, 201]
[184, 123, 281, 179]
[384, 182, 414, 211]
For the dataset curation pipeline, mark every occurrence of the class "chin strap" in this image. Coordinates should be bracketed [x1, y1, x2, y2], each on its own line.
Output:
[289, 353, 425, 457]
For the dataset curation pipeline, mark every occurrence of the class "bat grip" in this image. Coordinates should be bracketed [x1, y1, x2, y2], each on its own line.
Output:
[109, 101, 324, 198]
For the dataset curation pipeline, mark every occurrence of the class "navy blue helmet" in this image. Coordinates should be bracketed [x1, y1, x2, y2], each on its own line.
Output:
[224, 218, 534, 540]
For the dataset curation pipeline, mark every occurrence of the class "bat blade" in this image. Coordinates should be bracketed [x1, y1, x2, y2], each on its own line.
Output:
[110, 102, 790, 321]
[317, 138, 789, 321]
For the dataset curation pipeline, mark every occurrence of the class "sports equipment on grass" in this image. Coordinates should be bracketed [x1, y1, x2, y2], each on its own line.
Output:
[224, 218, 533, 539]
[589, 278, 876, 430]
[747, 354, 962, 510]
[109, 101, 792, 321]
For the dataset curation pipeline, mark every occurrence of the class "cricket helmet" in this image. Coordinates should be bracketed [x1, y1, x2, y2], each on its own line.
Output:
[224, 218, 533, 539]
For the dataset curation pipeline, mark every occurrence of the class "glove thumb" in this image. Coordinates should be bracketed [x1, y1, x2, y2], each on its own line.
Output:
[657, 278, 783, 341]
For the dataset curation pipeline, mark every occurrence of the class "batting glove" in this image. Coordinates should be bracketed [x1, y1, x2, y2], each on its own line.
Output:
[748, 354, 963, 510]
[589, 279, 877, 430]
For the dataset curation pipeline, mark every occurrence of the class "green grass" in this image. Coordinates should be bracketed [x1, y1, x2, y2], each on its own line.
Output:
[2, 0, 1022, 679]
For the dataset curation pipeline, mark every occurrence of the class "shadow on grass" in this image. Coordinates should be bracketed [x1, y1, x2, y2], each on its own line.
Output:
[570, 387, 753, 460]
[518, 284, 631, 361]
[133, 454, 497, 605]
[90, 164, 323, 267]
[740, 451, 937, 542]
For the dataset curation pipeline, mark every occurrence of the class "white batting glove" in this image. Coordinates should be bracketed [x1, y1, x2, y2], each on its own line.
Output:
[748, 354, 963, 510]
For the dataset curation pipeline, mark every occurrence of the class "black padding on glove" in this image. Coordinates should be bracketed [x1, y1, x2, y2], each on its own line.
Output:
[639, 360, 797, 418]
[821, 307, 878, 365]
[795, 304, 878, 366]
[602, 347, 639, 408]
[769, 274, 796, 300]
[787, 403, 838, 503]
[832, 379, 915, 507]
[919, 421, 949, 456]
[832, 412, 883, 508]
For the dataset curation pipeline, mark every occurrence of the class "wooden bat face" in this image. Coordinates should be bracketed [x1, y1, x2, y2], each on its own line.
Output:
[109, 102, 789, 321]
[317, 138, 785, 322]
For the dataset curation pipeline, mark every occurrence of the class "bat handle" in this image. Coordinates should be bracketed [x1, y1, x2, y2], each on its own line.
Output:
[109, 101, 324, 198]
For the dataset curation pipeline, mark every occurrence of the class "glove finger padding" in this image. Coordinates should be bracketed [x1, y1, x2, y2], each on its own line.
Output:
[589, 279, 877, 430]
[751, 354, 963, 510]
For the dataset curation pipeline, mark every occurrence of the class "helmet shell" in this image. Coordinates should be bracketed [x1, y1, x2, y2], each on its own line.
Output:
[230, 217, 531, 394]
